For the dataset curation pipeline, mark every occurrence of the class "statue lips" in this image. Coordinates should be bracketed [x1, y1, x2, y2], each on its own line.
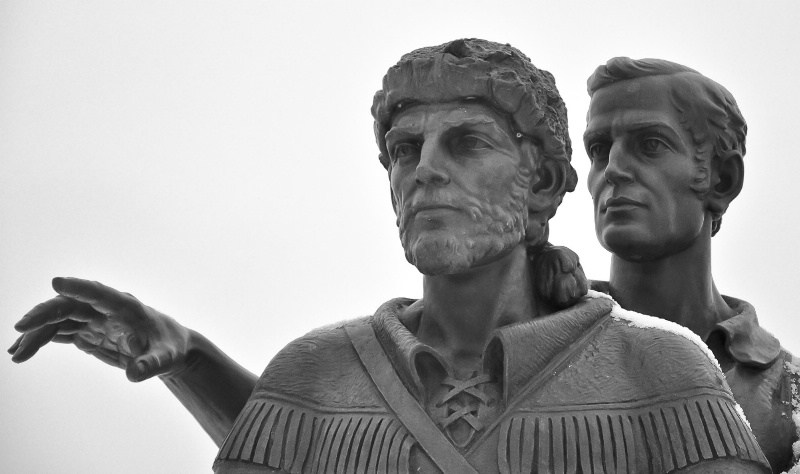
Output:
[601, 196, 645, 214]
[406, 197, 462, 215]
[411, 203, 463, 223]
[405, 202, 467, 231]
[413, 203, 461, 215]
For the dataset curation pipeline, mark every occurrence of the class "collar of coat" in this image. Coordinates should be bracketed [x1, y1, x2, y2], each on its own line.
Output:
[589, 280, 781, 369]
[370, 294, 615, 405]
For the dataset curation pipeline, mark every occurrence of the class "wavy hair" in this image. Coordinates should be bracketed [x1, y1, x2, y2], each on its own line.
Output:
[587, 57, 747, 235]
[371, 38, 577, 248]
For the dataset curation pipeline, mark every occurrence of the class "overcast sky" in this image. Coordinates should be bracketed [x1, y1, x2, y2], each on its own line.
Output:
[2, 1, 799, 472]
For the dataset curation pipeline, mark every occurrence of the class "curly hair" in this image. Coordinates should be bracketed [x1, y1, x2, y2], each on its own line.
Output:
[587, 57, 747, 236]
[371, 38, 577, 248]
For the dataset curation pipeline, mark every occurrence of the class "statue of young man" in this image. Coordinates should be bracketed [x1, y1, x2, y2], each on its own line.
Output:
[584, 57, 800, 472]
[10, 41, 770, 473]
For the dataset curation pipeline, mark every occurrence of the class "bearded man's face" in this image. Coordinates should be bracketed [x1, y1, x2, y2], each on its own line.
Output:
[385, 101, 533, 275]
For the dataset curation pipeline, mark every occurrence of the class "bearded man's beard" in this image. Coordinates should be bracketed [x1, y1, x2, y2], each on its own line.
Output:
[397, 171, 530, 275]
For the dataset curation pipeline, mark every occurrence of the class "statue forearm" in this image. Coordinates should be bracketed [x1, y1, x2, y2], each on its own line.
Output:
[160, 330, 258, 447]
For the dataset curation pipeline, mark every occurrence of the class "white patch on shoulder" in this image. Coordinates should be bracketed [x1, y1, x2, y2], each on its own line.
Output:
[587, 289, 614, 301]
[783, 360, 800, 473]
[587, 290, 718, 368]
[586, 290, 752, 429]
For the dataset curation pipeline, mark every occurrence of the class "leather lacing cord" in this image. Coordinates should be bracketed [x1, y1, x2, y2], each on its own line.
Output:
[436, 373, 495, 447]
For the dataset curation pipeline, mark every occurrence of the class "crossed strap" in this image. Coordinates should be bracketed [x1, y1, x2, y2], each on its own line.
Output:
[345, 323, 479, 474]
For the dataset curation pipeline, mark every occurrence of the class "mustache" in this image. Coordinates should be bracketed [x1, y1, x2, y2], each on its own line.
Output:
[397, 192, 484, 228]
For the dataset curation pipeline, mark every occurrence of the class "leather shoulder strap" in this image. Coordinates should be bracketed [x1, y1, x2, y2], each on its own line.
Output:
[345, 323, 478, 474]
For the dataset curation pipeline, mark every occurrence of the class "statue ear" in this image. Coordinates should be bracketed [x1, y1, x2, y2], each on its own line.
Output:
[708, 149, 744, 216]
[528, 158, 568, 212]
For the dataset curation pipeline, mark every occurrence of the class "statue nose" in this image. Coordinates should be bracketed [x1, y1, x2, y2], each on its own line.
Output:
[415, 164, 450, 185]
[415, 143, 451, 185]
[604, 145, 634, 185]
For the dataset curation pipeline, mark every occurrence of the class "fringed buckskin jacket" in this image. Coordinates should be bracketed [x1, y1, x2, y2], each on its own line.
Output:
[591, 281, 800, 473]
[213, 293, 771, 473]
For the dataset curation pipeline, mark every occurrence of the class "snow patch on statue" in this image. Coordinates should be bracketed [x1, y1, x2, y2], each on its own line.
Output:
[588, 290, 722, 369]
[587, 289, 752, 430]
[784, 360, 800, 473]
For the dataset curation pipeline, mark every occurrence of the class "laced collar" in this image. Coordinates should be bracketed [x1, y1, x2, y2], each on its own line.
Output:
[370, 295, 616, 405]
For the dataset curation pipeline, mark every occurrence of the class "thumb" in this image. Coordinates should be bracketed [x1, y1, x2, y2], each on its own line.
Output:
[126, 348, 176, 382]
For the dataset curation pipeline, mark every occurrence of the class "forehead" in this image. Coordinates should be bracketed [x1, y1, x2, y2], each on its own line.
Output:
[586, 76, 680, 131]
[389, 101, 513, 135]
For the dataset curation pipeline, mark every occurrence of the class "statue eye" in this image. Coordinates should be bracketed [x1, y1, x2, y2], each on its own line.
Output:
[641, 138, 669, 154]
[391, 143, 420, 161]
[588, 142, 610, 162]
[455, 135, 491, 152]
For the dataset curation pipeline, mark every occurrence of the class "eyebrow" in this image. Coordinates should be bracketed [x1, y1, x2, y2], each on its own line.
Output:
[441, 114, 499, 128]
[384, 128, 415, 145]
[584, 120, 682, 142]
[386, 114, 507, 142]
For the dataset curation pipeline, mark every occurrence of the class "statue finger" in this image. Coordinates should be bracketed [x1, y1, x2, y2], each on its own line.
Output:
[51, 277, 127, 315]
[51, 319, 89, 335]
[10, 325, 59, 362]
[52, 334, 75, 344]
[7, 334, 23, 354]
[15, 296, 79, 331]
[16, 300, 103, 334]
[15, 325, 83, 351]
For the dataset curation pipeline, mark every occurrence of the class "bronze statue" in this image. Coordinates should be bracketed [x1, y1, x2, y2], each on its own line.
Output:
[9, 40, 770, 473]
[584, 57, 800, 472]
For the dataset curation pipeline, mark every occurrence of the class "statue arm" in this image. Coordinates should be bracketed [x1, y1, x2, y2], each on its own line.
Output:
[9, 277, 257, 447]
[160, 330, 257, 446]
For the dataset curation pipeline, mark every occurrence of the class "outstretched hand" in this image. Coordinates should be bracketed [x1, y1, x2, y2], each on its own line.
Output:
[9, 277, 192, 382]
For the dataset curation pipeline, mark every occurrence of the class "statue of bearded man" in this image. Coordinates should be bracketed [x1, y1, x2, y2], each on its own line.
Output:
[10, 39, 771, 473]
[210, 40, 770, 473]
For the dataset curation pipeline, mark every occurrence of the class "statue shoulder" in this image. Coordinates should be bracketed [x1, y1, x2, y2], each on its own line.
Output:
[253, 317, 382, 407]
[270, 317, 368, 364]
[606, 305, 730, 391]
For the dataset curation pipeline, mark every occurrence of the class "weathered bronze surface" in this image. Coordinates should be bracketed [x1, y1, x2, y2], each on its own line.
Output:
[9, 41, 772, 473]
[584, 57, 799, 472]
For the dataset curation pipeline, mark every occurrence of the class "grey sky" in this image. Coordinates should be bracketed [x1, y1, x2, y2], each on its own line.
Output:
[2, 1, 798, 472]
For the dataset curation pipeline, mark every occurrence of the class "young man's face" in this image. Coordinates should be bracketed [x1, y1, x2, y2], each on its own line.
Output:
[385, 101, 532, 275]
[584, 76, 709, 262]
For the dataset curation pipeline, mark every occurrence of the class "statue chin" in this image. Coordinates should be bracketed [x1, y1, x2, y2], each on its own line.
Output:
[601, 240, 651, 263]
[407, 238, 472, 275]
[602, 234, 697, 263]
[405, 233, 518, 276]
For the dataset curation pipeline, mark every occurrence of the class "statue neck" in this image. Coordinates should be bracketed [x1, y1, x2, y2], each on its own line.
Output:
[607, 222, 735, 341]
[416, 243, 540, 375]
